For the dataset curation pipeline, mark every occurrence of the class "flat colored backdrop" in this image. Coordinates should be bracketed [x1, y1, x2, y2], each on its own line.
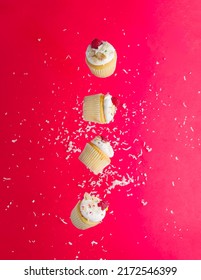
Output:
[1, 0, 201, 260]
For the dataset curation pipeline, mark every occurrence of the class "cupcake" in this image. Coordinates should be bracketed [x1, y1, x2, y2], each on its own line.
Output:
[79, 136, 114, 175]
[70, 192, 109, 230]
[83, 93, 120, 124]
[86, 38, 117, 78]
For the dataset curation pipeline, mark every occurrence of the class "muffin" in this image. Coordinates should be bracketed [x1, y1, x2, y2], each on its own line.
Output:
[78, 136, 114, 174]
[83, 93, 119, 124]
[86, 38, 117, 78]
[70, 192, 109, 230]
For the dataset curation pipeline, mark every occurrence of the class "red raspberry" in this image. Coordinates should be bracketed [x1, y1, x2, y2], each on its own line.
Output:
[100, 135, 109, 142]
[91, 38, 103, 49]
[112, 96, 120, 107]
[98, 200, 109, 210]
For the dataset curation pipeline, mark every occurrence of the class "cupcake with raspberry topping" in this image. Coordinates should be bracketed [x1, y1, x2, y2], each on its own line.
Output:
[83, 93, 120, 124]
[79, 136, 114, 175]
[86, 38, 117, 78]
[70, 192, 109, 230]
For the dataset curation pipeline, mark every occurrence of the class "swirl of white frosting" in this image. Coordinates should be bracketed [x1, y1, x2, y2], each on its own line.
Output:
[86, 41, 115, 65]
[104, 93, 116, 123]
[80, 193, 106, 223]
[91, 136, 114, 158]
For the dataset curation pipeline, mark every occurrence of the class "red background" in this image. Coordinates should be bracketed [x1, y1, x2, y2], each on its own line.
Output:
[1, 0, 201, 260]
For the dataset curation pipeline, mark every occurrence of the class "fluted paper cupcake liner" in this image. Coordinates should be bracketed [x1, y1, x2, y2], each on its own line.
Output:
[79, 143, 111, 175]
[83, 94, 105, 124]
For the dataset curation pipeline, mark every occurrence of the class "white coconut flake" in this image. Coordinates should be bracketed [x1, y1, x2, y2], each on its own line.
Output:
[123, 69, 128, 74]
[65, 55, 72, 60]
[3, 177, 11, 181]
[141, 199, 148, 206]
[60, 218, 68, 225]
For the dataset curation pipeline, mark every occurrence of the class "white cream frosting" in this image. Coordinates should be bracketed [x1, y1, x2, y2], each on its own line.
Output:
[86, 41, 115, 65]
[104, 93, 116, 123]
[91, 136, 114, 158]
[80, 193, 106, 223]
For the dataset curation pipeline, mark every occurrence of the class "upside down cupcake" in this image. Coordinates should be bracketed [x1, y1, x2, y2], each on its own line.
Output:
[70, 192, 109, 230]
[83, 93, 120, 124]
[79, 136, 114, 175]
[86, 38, 117, 78]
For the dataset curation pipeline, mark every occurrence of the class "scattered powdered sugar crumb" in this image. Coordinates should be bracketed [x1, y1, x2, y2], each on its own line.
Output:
[91, 241, 98, 246]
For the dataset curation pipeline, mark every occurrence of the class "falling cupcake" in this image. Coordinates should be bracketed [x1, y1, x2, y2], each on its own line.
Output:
[85, 38, 117, 78]
[70, 192, 109, 230]
[83, 93, 120, 124]
[78, 136, 114, 175]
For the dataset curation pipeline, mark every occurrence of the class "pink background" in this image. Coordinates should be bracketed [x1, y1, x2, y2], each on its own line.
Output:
[1, 0, 201, 259]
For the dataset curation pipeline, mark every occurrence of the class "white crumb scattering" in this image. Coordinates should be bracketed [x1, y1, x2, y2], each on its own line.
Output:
[122, 103, 127, 109]
[123, 69, 128, 74]
[141, 199, 148, 206]
[29, 240, 36, 243]
[12, 139, 18, 143]
[66, 141, 81, 159]
[91, 241, 98, 246]
[59, 218, 68, 225]
[65, 54, 72, 59]
[102, 248, 108, 252]
[68, 242, 73, 245]
[190, 127, 194, 132]
[32, 200, 35, 203]
[170, 210, 174, 214]
[37, 38, 42, 42]
[172, 181, 175, 187]
[3, 177, 11, 181]
[106, 174, 135, 193]
[127, 193, 133, 197]
[184, 76, 186, 81]
[138, 149, 143, 157]
[183, 102, 187, 107]
[175, 156, 179, 160]
[128, 154, 137, 160]
[156, 61, 160, 65]
[122, 146, 131, 151]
